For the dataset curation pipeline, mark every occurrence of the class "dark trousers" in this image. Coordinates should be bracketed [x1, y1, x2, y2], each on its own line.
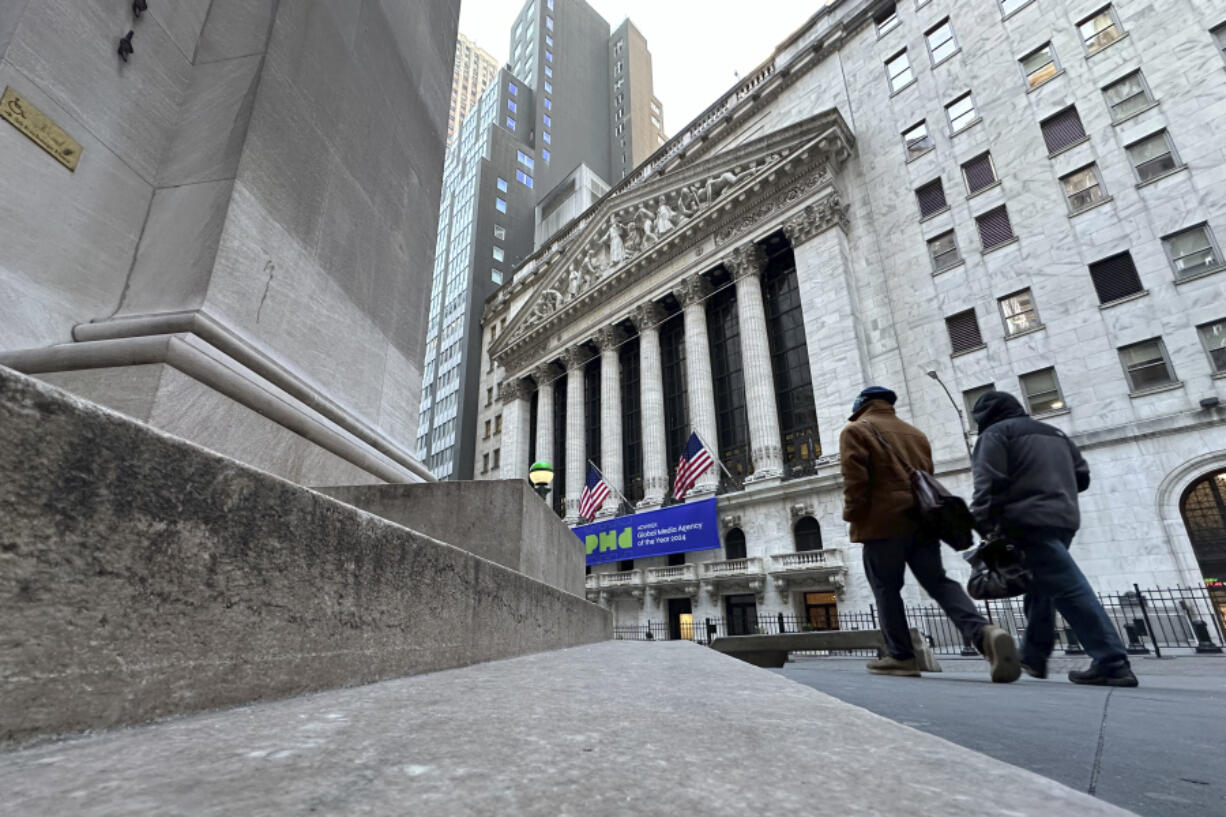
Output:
[1016, 530, 1129, 669]
[862, 536, 988, 660]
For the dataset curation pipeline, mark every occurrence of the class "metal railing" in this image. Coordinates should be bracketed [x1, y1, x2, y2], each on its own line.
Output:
[611, 585, 1226, 656]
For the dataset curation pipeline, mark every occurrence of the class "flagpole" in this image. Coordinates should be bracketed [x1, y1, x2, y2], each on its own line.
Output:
[691, 428, 742, 491]
[587, 459, 633, 514]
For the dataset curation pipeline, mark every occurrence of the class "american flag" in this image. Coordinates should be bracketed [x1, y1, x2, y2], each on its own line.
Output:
[578, 464, 611, 521]
[672, 432, 713, 501]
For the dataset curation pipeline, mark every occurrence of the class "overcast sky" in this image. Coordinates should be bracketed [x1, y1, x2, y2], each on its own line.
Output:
[456, 1, 824, 134]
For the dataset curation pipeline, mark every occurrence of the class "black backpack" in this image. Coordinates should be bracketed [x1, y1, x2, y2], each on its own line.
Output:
[864, 422, 975, 551]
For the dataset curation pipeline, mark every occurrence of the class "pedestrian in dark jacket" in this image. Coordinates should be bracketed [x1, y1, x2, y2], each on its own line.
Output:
[841, 386, 1020, 682]
[971, 390, 1137, 687]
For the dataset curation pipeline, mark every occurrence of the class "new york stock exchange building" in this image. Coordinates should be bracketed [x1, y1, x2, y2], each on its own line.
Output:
[474, 0, 1226, 640]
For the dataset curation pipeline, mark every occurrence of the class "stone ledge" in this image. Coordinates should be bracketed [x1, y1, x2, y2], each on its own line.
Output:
[0, 642, 1136, 817]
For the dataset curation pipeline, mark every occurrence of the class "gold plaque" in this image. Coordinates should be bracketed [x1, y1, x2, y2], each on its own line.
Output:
[1, 86, 82, 171]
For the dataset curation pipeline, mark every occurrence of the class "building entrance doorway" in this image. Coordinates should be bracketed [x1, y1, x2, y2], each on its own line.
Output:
[804, 591, 839, 630]
[725, 594, 758, 635]
[667, 597, 693, 640]
[1181, 470, 1226, 627]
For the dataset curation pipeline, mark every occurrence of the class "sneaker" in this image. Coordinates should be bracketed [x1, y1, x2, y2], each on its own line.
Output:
[981, 625, 1021, 683]
[1068, 664, 1138, 687]
[1021, 660, 1048, 680]
[866, 656, 921, 677]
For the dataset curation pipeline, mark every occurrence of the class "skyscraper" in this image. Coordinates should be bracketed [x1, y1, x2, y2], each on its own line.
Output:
[418, 0, 665, 481]
[447, 34, 500, 148]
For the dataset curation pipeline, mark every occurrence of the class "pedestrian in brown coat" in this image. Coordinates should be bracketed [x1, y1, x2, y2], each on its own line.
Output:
[839, 386, 1019, 682]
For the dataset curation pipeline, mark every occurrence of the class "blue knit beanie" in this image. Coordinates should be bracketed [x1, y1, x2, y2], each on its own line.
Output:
[850, 386, 897, 418]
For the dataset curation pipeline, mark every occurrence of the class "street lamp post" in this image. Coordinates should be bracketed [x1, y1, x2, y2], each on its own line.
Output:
[925, 370, 974, 461]
[528, 460, 555, 502]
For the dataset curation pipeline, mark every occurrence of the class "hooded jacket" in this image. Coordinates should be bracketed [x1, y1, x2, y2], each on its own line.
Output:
[970, 391, 1090, 534]
[839, 401, 934, 542]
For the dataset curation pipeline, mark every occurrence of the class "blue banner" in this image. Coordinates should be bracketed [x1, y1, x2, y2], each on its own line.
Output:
[575, 498, 720, 566]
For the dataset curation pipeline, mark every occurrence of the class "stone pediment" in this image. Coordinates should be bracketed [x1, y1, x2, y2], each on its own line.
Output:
[489, 109, 854, 374]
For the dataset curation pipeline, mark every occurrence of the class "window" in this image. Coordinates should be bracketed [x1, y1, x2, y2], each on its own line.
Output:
[547, 0, 553, 9]
[1000, 0, 1031, 15]
[916, 178, 947, 218]
[492, 247, 504, 263]
[1021, 43, 1058, 88]
[886, 50, 913, 92]
[507, 99, 517, 113]
[963, 384, 995, 432]
[614, 38, 624, 55]
[545, 50, 553, 62]
[482, 453, 489, 473]
[545, 15, 553, 30]
[484, 419, 491, 439]
[491, 269, 503, 285]
[1163, 224, 1221, 279]
[794, 517, 822, 552]
[542, 148, 551, 162]
[961, 152, 997, 194]
[494, 225, 506, 240]
[542, 131, 551, 144]
[1061, 164, 1106, 212]
[516, 150, 534, 170]
[926, 19, 958, 64]
[1103, 71, 1153, 121]
[544, 80, 552, 93]
[764, 257, 818, 476]
[1126, 130, 1179, 183]
[493, 448, 500, 468]
[543, 113, 551, 127]
[1215, 24, 1226, 63]
[1088, 251, 1143, 304]
[508, 81, 518, 96]
[495, 414, 502, 434]
[1020, 367, 1065, 414]
[1198, 319, 1226, 373]
[615, 107, 623, 120]
[486, 387, 493, 406]
[724, 528, 747, 560]
[946, 92, 977, 133]
[707, 284, 750, 484]
[1119, 338, 1177, 392]
[902, 121, 933, 160]
[1040, 106, 1086, 154]
[875, 4, 899, 35]
[506, 116, 515, 130]
[543, 97, 552, 111]
[545, 65, 552, 78]
[946, 309, 984, 354]
[975, 206, 1014, 249]
[496, 177, 508, 193]
[1079, 6, 1123, 53]
[516, 169, 534, 188]
[620, 336, 643, 503]
[928, 231, 961, 272]
[615, 60, 623, 74]
[495, 197, 507, 213]
[999, 289, 1041, 335]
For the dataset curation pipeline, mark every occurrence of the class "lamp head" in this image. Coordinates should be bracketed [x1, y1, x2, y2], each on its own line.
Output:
[926, 370, 939, 380]
[528, 460, 555, 487]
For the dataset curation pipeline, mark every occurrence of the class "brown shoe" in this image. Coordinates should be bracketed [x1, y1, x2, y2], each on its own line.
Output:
[982, 625, 1021, 683]
[866, 656, 921, 677]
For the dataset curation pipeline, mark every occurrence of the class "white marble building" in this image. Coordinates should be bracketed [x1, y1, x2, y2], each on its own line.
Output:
[474, 0, 1226, 635]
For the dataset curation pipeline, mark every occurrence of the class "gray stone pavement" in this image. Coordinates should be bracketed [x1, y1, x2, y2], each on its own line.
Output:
[0, 642, 1137, 817]
[774, 655, 1226, 817]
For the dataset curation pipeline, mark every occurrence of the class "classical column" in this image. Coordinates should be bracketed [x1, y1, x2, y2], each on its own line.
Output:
[631, 303, 668, 508]
[674, 274, 719, 496]
[532, 363, 555, 465]
[595, 326, 625, 518]
[562, 345, 592, 523]
[782, 193, 865, 460]
[725, 242, 784, 482]
[498, 378, 533, 482]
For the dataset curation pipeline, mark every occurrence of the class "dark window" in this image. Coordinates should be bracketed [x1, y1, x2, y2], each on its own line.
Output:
[1197, 319, 1226, 374]
[975, 206, 1014, 249]
[620, 335, 644, 504]
[724, 528, 747, 560]
[1088, 252, 1144, 304]
[916, 178, 947, 218]
[1040, 106, 1086, 154]
[946, 309, 984, 354]
[667, 552, 686, 566]
[528, 389, 538, 464]
[618, 559, 634, 571]
[583, 357, 601, 470]
[552, 374, 567, 516]
[660, 312, 689, 494]
[764, 246, 819, 475]
[707, 283, 750, 487]
[794, 516, 822, 551]
[962, 152, 997, 194]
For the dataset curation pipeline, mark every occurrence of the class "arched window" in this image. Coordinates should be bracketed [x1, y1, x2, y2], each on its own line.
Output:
[794, 516, 822, 552]
[1181, 470, 1226, 580]
[724, 528, 747, 560]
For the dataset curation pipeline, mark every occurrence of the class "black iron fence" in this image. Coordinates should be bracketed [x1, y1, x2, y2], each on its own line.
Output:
[612, 584, 1226, 656]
